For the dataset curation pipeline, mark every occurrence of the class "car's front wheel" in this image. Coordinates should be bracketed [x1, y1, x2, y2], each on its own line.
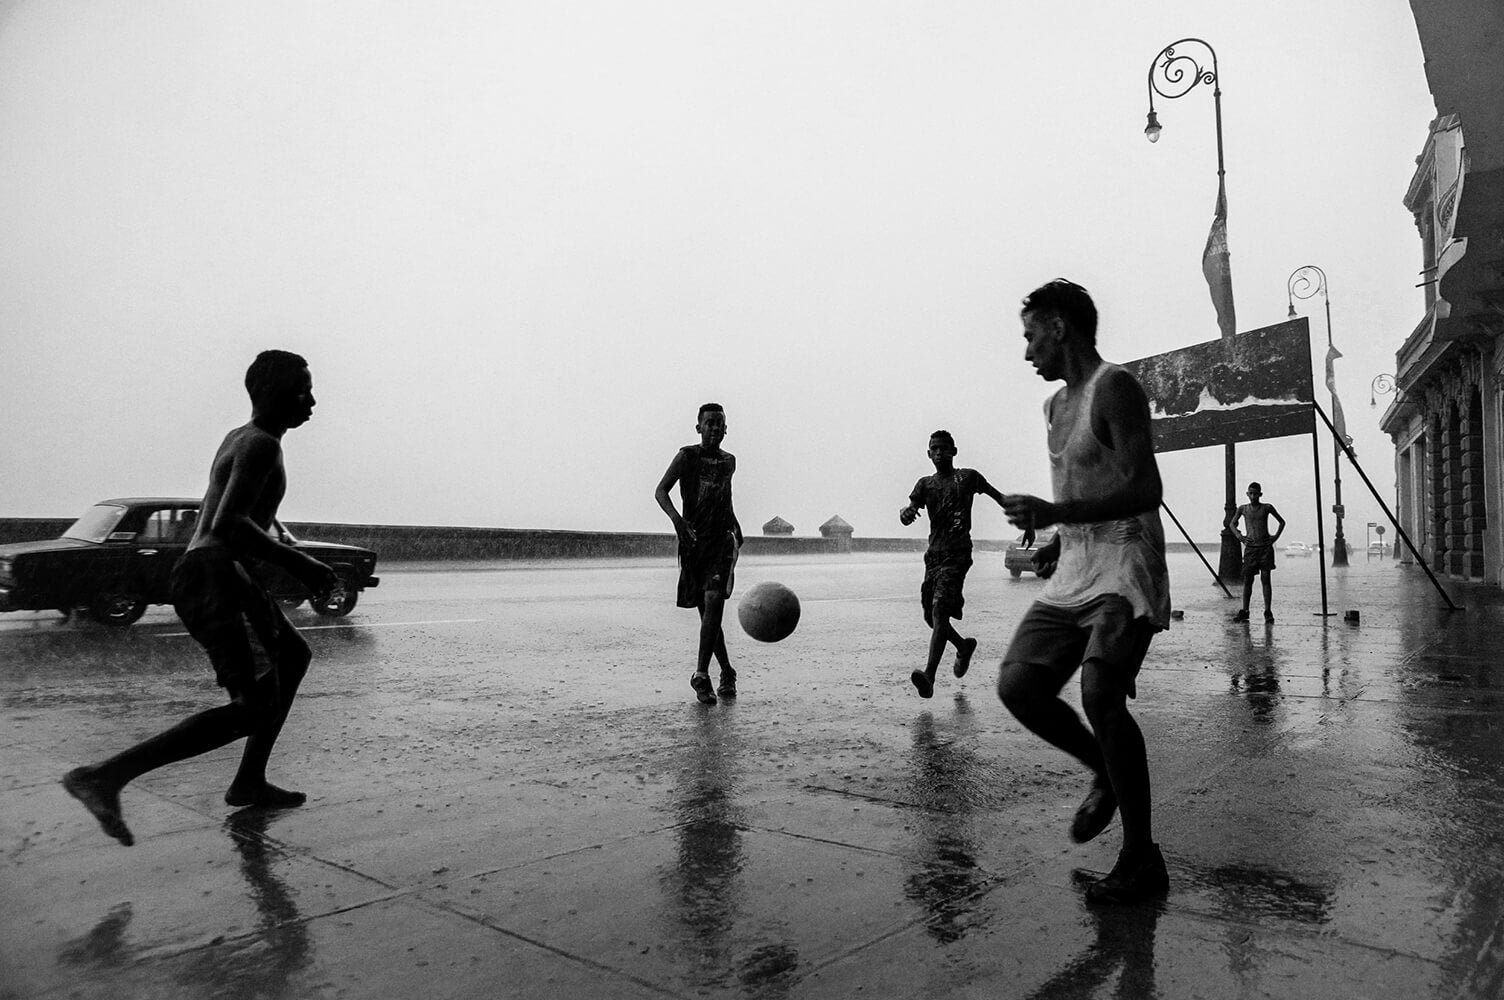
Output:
[90, 582, 147, 627]
[310, 575, 359, 617]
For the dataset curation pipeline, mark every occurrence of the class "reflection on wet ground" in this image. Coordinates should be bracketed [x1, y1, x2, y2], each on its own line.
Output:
[6, 554, 1504, 997]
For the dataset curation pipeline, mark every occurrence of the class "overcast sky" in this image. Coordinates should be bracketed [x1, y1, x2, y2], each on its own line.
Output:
[0, 1, 1437, 547]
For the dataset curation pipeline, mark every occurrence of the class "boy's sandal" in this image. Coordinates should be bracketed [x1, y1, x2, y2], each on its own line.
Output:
[690, 673, 717, 705]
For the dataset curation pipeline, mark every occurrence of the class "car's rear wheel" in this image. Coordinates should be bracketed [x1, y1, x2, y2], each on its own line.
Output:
[310, 574, 359, 617]
[1009, 567, 1023, 578]
[90, 582, 147, 627]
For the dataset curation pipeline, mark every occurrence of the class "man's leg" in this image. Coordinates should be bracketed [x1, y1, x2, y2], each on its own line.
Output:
[1079, 620, 1168, 904]
[64, 700, 256, 845]
[998, 611, 1100, 775]
[1079, 664, 1152, 853]
[228, 630, 312, 807]
[692, 592, 724, 704]
[1237, 574, 1254, 618]
[1261, 570, 1274, 618]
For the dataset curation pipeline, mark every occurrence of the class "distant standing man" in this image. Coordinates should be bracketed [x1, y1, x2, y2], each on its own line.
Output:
[899, 430, 1022, 699]
[1228, 482, 1286, 623]
[64, 350, 337, 846]
[997, 279, 1173, 904]
[655, 403, 744, 705]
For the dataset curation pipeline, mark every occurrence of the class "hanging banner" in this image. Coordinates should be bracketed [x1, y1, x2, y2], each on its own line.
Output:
[1122, 318, 1315, 453]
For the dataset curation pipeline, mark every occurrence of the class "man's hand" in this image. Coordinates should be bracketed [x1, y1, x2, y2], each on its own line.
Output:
[1000, 493, 1058, 531]
[298, 554, 338, 597]
[676, 523, 696, 548]
[1021, 525, 1036, 549]
[899, 505, 918, 526]
[1031, 534, 1061, 579]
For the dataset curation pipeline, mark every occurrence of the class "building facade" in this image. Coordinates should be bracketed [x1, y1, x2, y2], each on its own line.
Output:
[1381, 5, 1504, 585]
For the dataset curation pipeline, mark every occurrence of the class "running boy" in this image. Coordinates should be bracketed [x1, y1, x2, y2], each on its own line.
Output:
[899, 430, 1021, 698]
[655, 403, 743, 705]
[63, 350, 336, 846]
[1228, 481, 1286, 622]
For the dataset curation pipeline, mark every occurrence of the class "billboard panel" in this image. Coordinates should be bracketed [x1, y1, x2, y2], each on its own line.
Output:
[1122, 319, 1315, 453]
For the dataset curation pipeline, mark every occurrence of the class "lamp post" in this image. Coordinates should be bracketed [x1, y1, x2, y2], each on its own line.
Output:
[1287, 264, 1348, 567]
[1146, 38, 1242, 581]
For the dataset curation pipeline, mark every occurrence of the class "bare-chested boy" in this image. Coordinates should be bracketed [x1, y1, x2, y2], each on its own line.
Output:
[655, 403, 743, 705]
[63, 350, 336, 846]
[1228, 481, 1286, 622]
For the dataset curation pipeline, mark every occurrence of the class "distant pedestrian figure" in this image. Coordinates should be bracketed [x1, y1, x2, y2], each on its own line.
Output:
[63, 351, 337, 846]
[655, 403, 744, 705]
[1228, 482, 1286, 623]
[899, 430, 1022, 698]
[997, 279, 1172, 904]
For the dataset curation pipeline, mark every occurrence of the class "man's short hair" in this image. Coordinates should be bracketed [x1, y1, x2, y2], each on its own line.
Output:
[1021, 279, 1098, 345]
[1248, 482, 1263, 493]
[929, 429, 955, 448]
[245, 350, 309, 405]
[698, 402, 725, 422]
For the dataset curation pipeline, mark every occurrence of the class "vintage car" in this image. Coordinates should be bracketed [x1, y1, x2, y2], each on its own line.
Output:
[1003, 529, 1059, 578]
[0, 498, 379, 626]
[1284, 541, 1313, 558]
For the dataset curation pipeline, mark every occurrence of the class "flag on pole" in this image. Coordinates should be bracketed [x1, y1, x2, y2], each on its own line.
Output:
[1201, 178, 1236, 339]
[1325, 344, 1350, 450]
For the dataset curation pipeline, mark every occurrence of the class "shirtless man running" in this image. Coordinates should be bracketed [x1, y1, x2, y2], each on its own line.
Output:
[63, 350, 336, 846]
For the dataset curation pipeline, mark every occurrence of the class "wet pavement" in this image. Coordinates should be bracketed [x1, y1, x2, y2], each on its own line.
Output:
[2, 550, 1503, 999]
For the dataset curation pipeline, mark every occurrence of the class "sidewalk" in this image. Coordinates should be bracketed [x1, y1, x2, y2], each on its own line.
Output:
[2, 553, 1502, 999]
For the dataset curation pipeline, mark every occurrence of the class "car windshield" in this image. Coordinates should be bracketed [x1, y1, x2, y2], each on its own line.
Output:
[62, 504, 128, 543]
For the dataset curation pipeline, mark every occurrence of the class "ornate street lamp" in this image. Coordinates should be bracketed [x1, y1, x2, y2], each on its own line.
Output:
[1146, 38, 1242, 581]
[1287, 264, 1349, 567]
[1371, 373, 1397, 408]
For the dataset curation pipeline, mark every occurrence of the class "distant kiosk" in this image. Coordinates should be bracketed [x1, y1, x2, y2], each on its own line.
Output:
[762, 515, 794, 536]
[820, 515, 853, 554]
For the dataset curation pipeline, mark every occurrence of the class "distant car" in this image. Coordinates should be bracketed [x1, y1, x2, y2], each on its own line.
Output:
[0, 498, 379, 627]
[1004, 529, 1058, 578]
[1284, 541, 1313, 557]
[1369, 540, 1388, 555]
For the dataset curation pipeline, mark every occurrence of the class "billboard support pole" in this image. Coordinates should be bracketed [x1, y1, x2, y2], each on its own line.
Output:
[1311, 425, 1332, 617]
[1313, 401, 1459, 611]
[1161, 501, 1233, 598]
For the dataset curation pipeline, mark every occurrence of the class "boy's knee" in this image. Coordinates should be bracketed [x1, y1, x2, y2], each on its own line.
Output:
[997, 661, 1038, 711]
[1080, 667, 1127, 725]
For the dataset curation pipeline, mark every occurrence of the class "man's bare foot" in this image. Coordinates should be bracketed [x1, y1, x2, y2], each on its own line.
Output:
[62, 767, 134, 846]
[225, 782, 307, 808]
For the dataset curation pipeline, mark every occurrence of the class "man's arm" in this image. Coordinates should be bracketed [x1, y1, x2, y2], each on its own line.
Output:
[899, 479, 928, 526]
[1269, 505, 1286, 542]
[1229, 505, 1247, 543]
[654, 451, 693, 545]
[210, 434, 334, 592]
[1001, 369, 1162, 529]
[977, 474, 1034, 547]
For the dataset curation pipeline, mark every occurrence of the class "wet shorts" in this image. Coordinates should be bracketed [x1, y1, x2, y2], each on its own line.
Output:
[1242, 542, 1276, 576]
[170, 548, 309, 691]
[1001, 595, 1157, 699]
[676, 529, 738, 609]
[921, 551, 972, 626]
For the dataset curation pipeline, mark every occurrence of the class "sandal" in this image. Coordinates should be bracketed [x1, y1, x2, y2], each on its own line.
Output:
[690, 672, 717, 705]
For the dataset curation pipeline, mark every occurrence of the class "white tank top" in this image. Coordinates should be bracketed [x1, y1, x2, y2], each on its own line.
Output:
[1039, 362, 1171, 630]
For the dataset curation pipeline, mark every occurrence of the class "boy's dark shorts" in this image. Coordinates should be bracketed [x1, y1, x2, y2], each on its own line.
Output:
[676, 529, 738, 609]
[1002, 595, 1157, 699]
[171, 548, 309, 691]
[1242, 542, 1276, 576]
[921, 551, 972, 626]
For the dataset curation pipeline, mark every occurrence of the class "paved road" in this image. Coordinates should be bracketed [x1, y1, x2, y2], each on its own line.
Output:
[3, 551, 1503, 999]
